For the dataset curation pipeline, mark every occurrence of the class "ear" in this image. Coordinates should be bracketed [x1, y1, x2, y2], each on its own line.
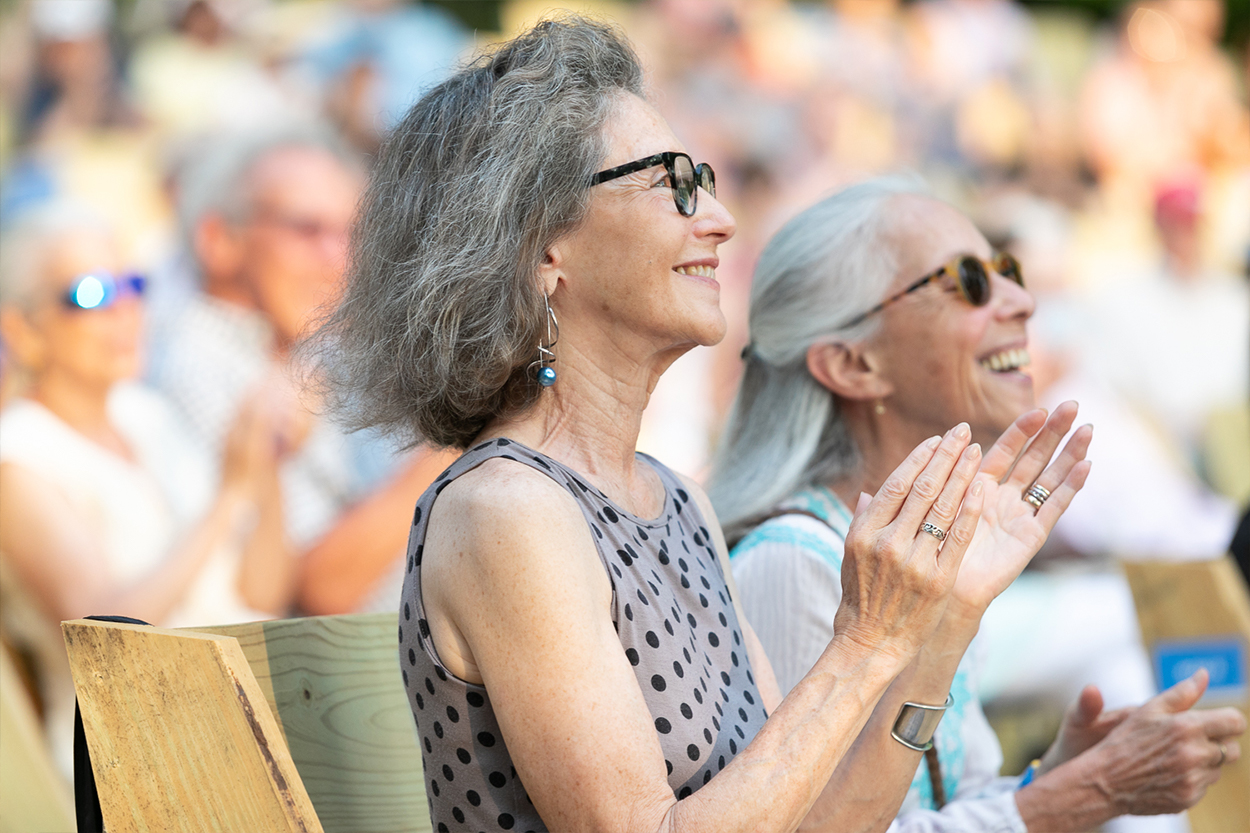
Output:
[0, 306, 48, 371]
[537, 240, 566, 297]
[805, 340, 892, 403]
[194, 214, 245, 296]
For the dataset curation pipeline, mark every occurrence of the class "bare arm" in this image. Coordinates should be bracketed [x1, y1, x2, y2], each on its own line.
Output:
[422, 429, 982, 833]
[0, 462, 253, 624]
[297, 447, 457, 614]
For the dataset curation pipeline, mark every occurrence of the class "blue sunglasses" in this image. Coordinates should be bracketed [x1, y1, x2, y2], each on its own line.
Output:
[62, 272, 147, 311]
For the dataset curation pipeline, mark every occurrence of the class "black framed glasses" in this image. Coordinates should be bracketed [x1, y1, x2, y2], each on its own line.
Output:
[590, 151, 716, 217]
[61, 272, 147, 311]
[837, 252, 1024, 329]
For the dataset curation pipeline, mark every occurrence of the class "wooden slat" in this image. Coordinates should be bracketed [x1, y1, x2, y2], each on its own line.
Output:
[62, 619, 323, 833]
[195, 613, 430, 833]
[1122, 557, 1250, 832]
[0, 643, 74, 833]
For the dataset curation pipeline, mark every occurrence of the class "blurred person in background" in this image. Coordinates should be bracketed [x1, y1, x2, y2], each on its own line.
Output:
[711, 179, 1244, 832]
[1083, 180, 1249, 472]
[1, 0, 169, 263]
[149, 126, 450, 616]
[129, 0, 307, 146]
[300, 0, 470, 155]
[0, 204, 292, 778]
[1080, 0, 1249, 213]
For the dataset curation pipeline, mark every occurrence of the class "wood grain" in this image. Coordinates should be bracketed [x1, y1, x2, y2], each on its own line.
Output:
[62, 619, 322, 833]
[195, 613, 431, 833]
[1123, 557, 1250, 833]
[1, 642, 74, 833]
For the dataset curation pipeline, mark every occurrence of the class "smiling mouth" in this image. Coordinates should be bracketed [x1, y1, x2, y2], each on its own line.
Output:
[675, 265, 716, 279]
[980, 347, 1031, 372]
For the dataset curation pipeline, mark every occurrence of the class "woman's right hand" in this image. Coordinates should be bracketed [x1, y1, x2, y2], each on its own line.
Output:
[831, 423, 985, 666]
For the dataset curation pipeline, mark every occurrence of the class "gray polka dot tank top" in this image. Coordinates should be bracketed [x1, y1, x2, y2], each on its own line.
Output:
[398, 438, 768, 832]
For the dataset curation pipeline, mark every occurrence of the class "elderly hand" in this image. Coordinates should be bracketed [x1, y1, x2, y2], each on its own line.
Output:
[1038, 685, 1132, 774]
[1020, 669, 1247, 829]
[832, 424, 984, 666]
[1081, 669, 1245, 815]
[944, 402, 1092, 621]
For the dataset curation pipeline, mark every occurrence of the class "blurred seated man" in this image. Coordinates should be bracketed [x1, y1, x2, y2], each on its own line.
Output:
[0, 203, 291, 777]
[149, 126, 450, 615]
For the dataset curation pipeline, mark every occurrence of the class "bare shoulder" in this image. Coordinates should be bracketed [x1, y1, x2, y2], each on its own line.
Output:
[422, 455, 609, 606]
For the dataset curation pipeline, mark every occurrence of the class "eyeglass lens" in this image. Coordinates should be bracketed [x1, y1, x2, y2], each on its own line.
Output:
[956, 257, 991, 306]
[672, 155, 696, 216]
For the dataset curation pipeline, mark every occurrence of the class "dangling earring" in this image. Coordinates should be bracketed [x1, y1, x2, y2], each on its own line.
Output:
[530, 292, 559, 388]
[874, 400, 886, 416]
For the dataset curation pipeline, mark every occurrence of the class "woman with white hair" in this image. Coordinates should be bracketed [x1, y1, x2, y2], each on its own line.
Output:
[0, 205, 293, 776]
[710, 178, 1245, 831]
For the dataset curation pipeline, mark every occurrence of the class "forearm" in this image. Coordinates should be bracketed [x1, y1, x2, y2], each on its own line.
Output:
[102, 489, 253, 623]
[800, 614, 979, 833]
[237, 471, 296, 614]
[297, 450, 449, 614]
[667, 636, 910, 833]
[1015, 756, 1115, 833]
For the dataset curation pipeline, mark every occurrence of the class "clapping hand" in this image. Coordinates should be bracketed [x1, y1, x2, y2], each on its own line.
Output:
[946, 401, 1092, 620]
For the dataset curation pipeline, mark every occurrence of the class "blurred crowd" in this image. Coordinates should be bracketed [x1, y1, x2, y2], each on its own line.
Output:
[0, 0, 1247, 802]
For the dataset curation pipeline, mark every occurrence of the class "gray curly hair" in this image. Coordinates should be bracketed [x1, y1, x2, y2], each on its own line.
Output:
[310, 16, 644, 449]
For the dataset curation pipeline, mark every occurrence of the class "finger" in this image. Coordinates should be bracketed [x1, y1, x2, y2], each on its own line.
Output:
[1033, 459, 1092, 531]
[917, 442, 982, 551]
[1153, 667, 1209, 714]
[1196, 707, 1248, 739]
[980, 408, 1047, 481]
[858, 435, 942, 528]
[854, 492, 871, 517]
[1218, 739, 1241, 766]
[1004, 401, 1079, 489]
[1071, 684, 1105, 727]
[891, 423, 972, 534]
[1028, 424, 1092, 498]
[934, 477, 983, 577]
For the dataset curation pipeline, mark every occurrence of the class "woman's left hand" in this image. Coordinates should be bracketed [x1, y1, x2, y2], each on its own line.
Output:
[946, 401, 1092, 620]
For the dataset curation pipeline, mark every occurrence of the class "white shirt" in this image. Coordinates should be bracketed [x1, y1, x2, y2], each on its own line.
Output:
[730, 486, 1026, 833]
[0, 385, 265, 777]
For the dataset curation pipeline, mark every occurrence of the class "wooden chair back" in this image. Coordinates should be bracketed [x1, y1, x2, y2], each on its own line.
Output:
[1122, 556, 1250, 832]
[62, 612, 429, 833]
[0, 641, 74, 833]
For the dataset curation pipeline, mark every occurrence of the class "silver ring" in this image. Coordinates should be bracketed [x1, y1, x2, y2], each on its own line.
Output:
[1024, 484, 1050, 509]
[1217, 741, 1227, 767]
[921, 522, 947, 542]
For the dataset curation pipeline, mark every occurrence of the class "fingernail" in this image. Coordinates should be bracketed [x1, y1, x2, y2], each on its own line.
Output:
[926, 436, 941, 449]
[965, 442, 981, 459]
[971, 479, 984, 496]
[954, 422, 970, 439]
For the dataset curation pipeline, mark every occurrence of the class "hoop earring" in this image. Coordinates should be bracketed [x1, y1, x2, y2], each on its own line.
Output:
[529, 292, 559, 388]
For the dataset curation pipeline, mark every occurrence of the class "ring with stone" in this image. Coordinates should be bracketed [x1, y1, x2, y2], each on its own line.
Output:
[921, 522, 947, 542]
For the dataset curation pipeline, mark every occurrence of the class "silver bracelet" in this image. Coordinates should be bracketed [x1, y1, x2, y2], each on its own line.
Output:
[890, 693, 954, 752]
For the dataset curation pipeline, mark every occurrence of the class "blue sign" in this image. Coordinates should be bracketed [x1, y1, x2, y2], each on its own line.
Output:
[1153, 637, 1247, 701]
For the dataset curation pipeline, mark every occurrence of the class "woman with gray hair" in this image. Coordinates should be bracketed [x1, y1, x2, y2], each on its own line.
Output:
[710, 178, 1246, 831]
[315, 18, 1089, 833]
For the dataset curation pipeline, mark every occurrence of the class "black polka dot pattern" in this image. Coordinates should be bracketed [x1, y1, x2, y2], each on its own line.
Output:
[399, 440, 767, 831]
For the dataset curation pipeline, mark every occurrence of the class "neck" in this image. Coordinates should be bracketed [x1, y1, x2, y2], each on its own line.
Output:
[829, 399, 935, 509]
[482, 332, 687, 517]
[29, 370, 125, 453]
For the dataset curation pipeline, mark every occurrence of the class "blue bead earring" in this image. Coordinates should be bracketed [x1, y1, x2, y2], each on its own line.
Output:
[531, 292, 559, 388]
